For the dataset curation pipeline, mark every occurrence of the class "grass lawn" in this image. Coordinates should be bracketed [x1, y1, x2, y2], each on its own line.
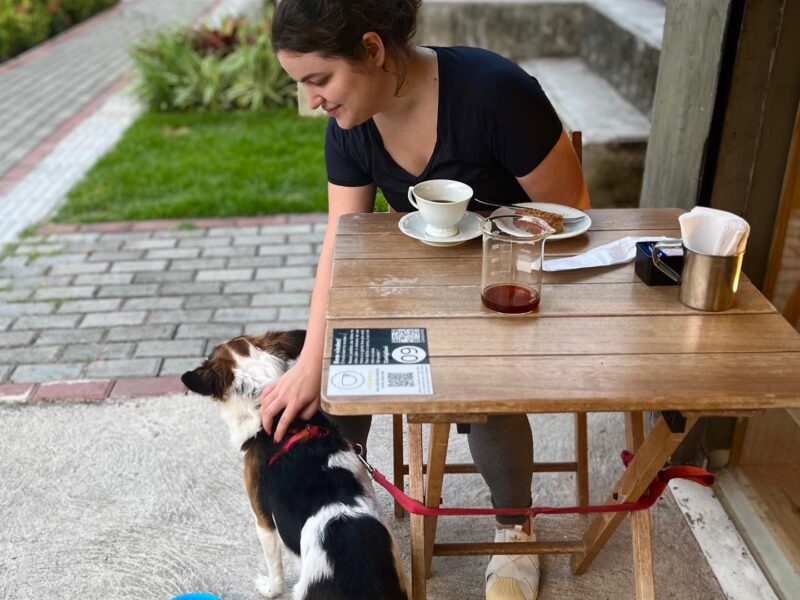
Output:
[54, 109, 387, 223]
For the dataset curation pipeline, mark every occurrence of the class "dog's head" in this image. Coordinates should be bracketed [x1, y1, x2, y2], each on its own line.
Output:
[182, 330, 306, 400]
[182, 330, 306, 448]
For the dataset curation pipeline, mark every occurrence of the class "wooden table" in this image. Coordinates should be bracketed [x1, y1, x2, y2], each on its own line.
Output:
[321, 209, 800, 599]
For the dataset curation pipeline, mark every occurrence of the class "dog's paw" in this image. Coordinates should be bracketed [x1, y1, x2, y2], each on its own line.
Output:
[255, 574, 283, 598]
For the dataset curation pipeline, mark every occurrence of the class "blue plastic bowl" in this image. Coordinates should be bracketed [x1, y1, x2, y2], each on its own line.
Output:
[171, 594, 221, 600]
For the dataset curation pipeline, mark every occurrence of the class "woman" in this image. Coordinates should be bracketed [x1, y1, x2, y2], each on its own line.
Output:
[260, 1, 588, 599]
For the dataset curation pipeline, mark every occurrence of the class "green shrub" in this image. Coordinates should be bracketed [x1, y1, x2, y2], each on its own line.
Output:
[0, 1, 50, 61]
[50, 0, 116, 34]
[0, 0, 118, 62]
[130, 16, 296, 112]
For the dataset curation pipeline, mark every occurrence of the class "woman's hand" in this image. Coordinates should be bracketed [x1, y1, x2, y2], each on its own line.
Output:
[260, 356, 321, 443]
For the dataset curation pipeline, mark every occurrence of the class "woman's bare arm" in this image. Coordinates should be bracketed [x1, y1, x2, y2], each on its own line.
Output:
[260, 182, 376, 441]
[516, 130, 590, 209]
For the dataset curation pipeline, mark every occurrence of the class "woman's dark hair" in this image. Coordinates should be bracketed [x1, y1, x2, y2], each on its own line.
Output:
[272, 0, 422, 92]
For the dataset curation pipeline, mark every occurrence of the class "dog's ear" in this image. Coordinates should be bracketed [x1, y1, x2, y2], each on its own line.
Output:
[182, 366, 230, 398]
[255, 330, 306, 361]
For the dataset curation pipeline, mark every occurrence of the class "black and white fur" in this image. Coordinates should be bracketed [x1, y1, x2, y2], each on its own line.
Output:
[182, 331, 408, 600]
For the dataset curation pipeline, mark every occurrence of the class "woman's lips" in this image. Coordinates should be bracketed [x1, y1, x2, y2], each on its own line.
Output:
[325, 105, 341, 117]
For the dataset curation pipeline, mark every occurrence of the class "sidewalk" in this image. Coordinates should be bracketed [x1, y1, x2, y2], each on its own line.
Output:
[0, 0, 262, 244]
[0, 216, 324, 386]
[0, 399, 738, 600]
[0, 0, 212, 182]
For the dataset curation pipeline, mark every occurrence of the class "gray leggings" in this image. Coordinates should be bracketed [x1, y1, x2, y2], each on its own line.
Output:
[325, 413, 533, 525]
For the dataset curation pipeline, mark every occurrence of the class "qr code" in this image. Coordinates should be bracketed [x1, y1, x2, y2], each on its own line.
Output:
[387, 372, 415, 388]
[391, 328, 423, 344]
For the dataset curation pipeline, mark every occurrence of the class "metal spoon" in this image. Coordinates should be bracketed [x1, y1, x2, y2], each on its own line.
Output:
[473, 198, 585, 223]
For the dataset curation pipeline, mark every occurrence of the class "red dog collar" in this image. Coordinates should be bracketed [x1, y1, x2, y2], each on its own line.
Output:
[268, 425, 329, 467]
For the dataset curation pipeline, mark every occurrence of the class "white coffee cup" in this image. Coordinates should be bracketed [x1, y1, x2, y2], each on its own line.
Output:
[407, 179, 472, 238]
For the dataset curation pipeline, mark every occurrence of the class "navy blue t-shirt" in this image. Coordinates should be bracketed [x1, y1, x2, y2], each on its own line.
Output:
[324, 46, 563, 212]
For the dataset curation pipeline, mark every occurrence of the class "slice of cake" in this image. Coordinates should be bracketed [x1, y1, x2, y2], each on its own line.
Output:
[512, 207, 565, 234]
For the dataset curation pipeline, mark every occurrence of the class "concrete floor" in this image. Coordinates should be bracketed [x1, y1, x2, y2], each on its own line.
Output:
[0, 396, 725, 599]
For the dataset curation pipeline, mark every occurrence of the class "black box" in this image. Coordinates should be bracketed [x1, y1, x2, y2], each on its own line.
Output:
[635, 242, 683, 286]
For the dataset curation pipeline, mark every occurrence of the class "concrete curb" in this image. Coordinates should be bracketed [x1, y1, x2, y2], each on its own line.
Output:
[0, 376, 188, 404]
[0, 77, 131, 197]
[36, 213, 328, 235]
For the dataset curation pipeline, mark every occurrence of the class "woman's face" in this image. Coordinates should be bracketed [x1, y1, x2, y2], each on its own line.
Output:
[277, 50, 386, 130]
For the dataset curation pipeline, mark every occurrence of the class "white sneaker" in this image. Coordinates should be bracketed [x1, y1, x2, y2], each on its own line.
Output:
[485, 519, 540, 600]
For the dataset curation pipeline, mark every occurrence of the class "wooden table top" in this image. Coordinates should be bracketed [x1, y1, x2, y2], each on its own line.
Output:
[321, 209, 800, 416]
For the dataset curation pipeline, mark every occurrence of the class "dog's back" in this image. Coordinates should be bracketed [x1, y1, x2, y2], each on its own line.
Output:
[249, 414, 408, 600]
[302, 513, 407, 600]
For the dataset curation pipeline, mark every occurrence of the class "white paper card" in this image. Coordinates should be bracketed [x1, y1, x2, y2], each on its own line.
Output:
[327, 328, 433, 396]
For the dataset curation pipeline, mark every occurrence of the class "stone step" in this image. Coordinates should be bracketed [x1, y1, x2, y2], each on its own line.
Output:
[520, 57, 650, 144]
[521, 57, 650, 207]
[583, 0, 665, 116]
[418, 0, 665, 115]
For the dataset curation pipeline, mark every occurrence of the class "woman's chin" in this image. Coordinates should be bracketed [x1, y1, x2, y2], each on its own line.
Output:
[335, 112, 370, 131]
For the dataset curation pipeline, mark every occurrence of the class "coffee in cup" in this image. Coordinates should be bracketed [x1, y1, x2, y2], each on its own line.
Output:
[407, 179, 472, 238]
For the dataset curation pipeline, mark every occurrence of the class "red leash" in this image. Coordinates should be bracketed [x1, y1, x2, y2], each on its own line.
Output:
[357, 448, 715, 518]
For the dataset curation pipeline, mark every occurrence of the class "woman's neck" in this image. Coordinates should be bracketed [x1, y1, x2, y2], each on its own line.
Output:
[374, 47, 438, 128]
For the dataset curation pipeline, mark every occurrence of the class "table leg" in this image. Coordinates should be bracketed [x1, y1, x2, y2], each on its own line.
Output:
[576, 412, 589, 506]
[408, 421, 426, 600]
[424, 422, 451, 577]
[570, 413, 698, 576]
[626, 412, 655, 599]
[393, 414, 405, 519]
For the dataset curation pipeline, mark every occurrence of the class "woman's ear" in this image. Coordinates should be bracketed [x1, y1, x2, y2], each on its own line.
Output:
[361, 31, 385, 67]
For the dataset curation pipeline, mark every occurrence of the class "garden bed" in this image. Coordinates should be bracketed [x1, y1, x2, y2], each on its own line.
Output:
[1, 0, 119, 63]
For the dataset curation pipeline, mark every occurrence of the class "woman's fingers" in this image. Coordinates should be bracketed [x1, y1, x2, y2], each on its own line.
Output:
[259, 381, 276, 403]
[261, 393, 286, 435]
[273, 401, 304, 443]
[300, 400, 318, 421]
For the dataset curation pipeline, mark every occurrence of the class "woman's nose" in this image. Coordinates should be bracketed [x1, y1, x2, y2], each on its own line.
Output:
[303, 84, 324, 111]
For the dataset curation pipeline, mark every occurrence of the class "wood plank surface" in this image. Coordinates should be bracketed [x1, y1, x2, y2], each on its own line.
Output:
[326, 280, 774, 319]
[734, 465, 800, 574]
[335, 208, 684, 234]
[332, 228, 680, 259]
[321, 352, 800, 415]
[324, 314, 799, 358]
[737, 409, 800, 466]
[332, 257, 642, 287]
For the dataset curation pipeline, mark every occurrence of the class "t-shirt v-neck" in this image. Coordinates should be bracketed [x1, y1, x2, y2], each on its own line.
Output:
[366, 53, 443, 182]
[324, 46, 563, 212]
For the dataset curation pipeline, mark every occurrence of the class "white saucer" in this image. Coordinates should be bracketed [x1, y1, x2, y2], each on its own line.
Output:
[489, 202, 591, 240]
[398, 211, 484, 247]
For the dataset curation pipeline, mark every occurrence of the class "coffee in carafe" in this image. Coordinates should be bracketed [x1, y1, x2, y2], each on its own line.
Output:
[480, 215, 554, 315]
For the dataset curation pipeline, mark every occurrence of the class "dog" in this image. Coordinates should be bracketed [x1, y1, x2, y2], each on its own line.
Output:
[182, 330, 408, 600]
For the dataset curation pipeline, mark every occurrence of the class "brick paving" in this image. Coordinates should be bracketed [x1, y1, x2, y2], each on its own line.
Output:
[0, 0, 216, 182]
[0, 0, 264, 244]
[0, 216, 324, 385]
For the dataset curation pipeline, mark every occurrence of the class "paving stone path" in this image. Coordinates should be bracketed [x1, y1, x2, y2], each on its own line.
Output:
[0, 216, 324, 384]
[0, 0, 230, 182]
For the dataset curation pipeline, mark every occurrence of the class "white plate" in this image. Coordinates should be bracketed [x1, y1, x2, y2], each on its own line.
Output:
[398, 211, 484, 247]
[489, 202, 591, 240]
